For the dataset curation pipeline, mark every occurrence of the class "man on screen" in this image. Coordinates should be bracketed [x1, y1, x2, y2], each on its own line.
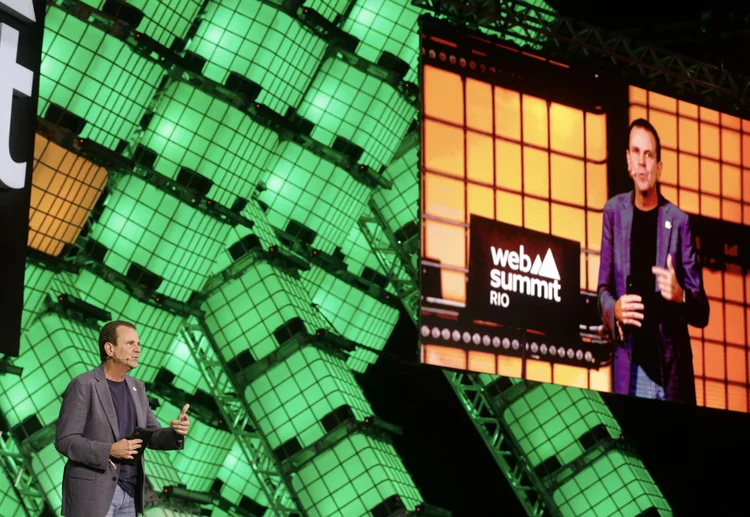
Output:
[597, 118, 710, 404]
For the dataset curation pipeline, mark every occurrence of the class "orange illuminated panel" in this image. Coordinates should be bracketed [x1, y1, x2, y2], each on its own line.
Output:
[630, 87, 750, 413]
[422, 66, 608, 393]
[29, 134, 108, 257]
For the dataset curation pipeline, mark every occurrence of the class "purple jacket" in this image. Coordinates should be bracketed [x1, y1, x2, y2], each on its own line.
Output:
[597, 191, 710, 404]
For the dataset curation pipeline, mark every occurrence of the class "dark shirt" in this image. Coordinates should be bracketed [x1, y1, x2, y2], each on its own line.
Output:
[629, 205, 665, 386]
[107, 379, 137, 498]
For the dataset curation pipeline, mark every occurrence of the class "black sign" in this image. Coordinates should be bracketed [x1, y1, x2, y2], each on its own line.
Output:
[466, 214, 581, 339]
[0, 0, 45, 356]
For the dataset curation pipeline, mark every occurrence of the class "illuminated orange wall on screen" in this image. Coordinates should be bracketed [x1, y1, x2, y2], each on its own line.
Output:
[630, 86, 750, 412]
[421, 64, 611, 392]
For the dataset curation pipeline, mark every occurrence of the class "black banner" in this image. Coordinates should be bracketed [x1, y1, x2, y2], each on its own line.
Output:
[0, 0, 45, 356]
[466, 214, 581, 339]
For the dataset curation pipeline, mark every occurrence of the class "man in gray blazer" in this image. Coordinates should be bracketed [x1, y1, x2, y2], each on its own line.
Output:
[55, 321, 191, 516]
[598, 118, 709, 404]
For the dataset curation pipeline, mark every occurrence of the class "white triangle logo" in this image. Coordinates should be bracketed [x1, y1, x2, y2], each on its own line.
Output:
[530, 255, 542, 276]
[538, 249, 560, 280]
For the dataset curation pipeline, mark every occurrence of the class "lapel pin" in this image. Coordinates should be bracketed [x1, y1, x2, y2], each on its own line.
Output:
[665, 221, 672, 230]
[133, 386, 137, 391]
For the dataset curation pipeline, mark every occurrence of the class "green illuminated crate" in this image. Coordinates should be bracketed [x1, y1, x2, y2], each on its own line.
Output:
[89, 175, 233, 303]
[371, 142, 418, 236]
[341, 0, 423, 83]
[303, 0, 350, 24]
[146, 399, 234, 494]
[258, 141, 372, 254]
[80, 0, 203, 49]
[245, 346, 374, 450]
[22, 262, 57, 333]
[137, 80, 279, 208]
[30, 442, 66, 515]
[340, 216, 390, 278]
[184, 0, 328, 115]
[72, 268, 185, 382]
[292, 432, 422, 517]
[0, 441, 24, 517]
[39, 6, 164, 150]
[202, 260, 328, 365]
[295, 57, 416, 169]
[209, 199, 280, 276]
[553, 449, 672, 517]
[0, 314, 98, 430]
[160, 339, 211, 395]
[171, 418, 235, 492]
[217, 440, 273, 507]
[301, 265, 399, 373]
[503, 383, 621, 471]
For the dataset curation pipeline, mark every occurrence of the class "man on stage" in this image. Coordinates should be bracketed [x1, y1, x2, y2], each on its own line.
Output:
[55, 321, 191, 516]
[597, 118, 710, 404]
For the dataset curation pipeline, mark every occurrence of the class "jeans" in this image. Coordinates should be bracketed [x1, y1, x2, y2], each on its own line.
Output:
[631, 364, 665, 400]
[106, 485, 135, 517]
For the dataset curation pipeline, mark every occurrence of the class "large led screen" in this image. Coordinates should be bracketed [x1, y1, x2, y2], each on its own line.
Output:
[419, 18, 750, 413]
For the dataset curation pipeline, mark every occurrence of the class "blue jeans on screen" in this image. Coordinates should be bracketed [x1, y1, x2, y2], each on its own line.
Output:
[631, 364, 665, 401]
[106, 485, 135, 517]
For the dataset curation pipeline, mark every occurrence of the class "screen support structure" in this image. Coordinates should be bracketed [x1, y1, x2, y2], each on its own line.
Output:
[414, 0, 750, 114]
[0, 426, 50, 517]
[179, 320, 303, 517]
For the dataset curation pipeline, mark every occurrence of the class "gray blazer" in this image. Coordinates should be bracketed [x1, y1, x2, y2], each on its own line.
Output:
[55, 364, 183, 516]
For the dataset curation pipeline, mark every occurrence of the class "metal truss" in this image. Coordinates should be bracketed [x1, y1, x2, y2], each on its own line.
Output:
[358, 193, 559, 515]
[179, 320, 304, 517]
[0, 428, 49, 517]
[415, 0, 750, 111]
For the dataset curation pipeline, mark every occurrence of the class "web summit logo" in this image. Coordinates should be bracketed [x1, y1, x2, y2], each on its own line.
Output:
[489, 245, 561, 308]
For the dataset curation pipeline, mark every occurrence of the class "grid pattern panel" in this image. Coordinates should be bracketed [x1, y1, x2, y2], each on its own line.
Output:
[421, 64, 608, 388]
[258, 141, 372, 254]
[301, 266, 399, 373]
[630, 87, 750, 412]
[552, 449, 672, 517]
[143, 450, 185, 493]
[303, 0, 350, 23]
[628, 86, 750, 224]
[81, 0, 203, 49]
[171, 419, 234, 492]
[688, 268, 750, 412]
[341, 0, 424, 83]
[340, 210, 394, 283]
[372, 142, 419, 235]
[137, 80, 278, 208]
[217, 440, 269, 507]
[503, 384, 621, 469]
[245, 347, 374, 450]
[73, 269, 184, 383]
[40, 6, 164, 150]
[22, 262, 56, 333]
[30, 443, 66, 515]
[90, 175, 232, 303]
[161, 340, 211, 395]
[203, 261, 319, 365]
[0, 314, 99, 430]
[184, 0, 328, 116]
[296, 57, 416, 169]
[292, 433, 422, 517]
[30, 134, 107, 257]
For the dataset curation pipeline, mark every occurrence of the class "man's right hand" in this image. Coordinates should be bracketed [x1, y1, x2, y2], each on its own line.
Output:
[615, 294, 644, 327]
[110, 438, 142, 460]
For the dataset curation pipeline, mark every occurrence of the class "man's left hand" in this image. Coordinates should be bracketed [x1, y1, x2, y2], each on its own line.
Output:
[652, 254, 684, 303]
[170, 404, 190, 436]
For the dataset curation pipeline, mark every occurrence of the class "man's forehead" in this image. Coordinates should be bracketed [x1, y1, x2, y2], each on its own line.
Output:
[629, 127, 656, 148]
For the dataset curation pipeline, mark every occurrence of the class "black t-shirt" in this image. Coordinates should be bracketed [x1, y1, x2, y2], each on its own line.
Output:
[629, 206, 665, 385]
[107, 379, 138, 498]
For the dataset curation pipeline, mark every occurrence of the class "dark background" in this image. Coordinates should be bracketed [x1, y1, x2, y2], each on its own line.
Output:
[0, 0, 45, 356]
[369, 3, 750, 515]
